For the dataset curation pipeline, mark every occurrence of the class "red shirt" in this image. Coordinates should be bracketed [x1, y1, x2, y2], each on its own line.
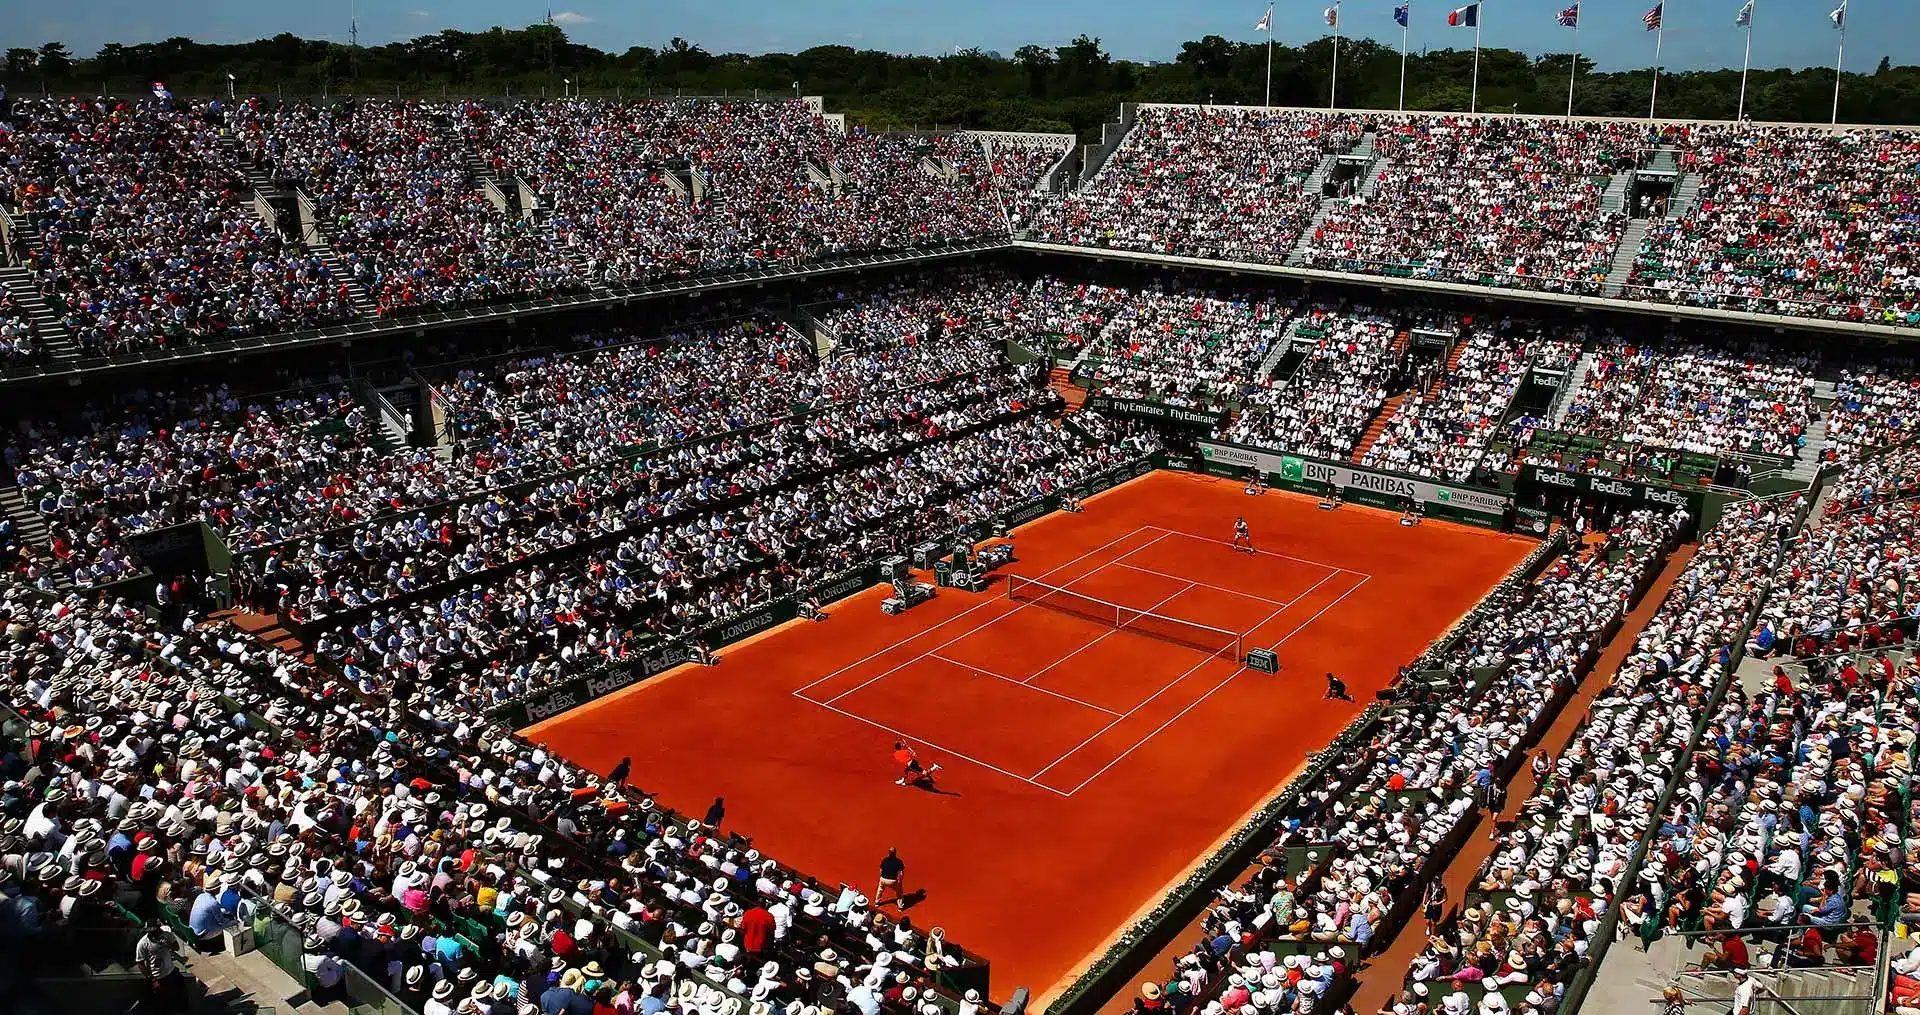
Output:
[740, 906, 776, 953]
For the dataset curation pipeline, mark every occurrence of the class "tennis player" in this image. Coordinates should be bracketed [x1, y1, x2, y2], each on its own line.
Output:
[1232, 515, 1255, 554]
[891, 741, 944, 788]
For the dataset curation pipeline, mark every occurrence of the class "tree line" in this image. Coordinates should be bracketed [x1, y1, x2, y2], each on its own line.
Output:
[4, 26, 1916, 139]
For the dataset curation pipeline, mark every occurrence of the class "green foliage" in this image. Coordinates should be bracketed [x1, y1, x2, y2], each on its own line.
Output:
[6, 24, 1915, 135]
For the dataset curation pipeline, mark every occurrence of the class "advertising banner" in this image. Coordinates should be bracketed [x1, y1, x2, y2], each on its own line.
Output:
[1086, 395, 1227, 429]
[1196, 442, 1512, 520]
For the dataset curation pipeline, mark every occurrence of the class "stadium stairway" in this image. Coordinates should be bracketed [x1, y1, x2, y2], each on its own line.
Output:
[0, 248, 86, 366]
[0, 485, 50, 547]
[1342, 542, 1699, 1015]
[1350, 393, 1405, 463]
[183, 940, 354, 1015]
[1285, 205, 1333, 267]
[1049, 366, 1089, 411]
[306, 241, 381, 320]
[1602, 218, 1649, 298]
[1547, 351, 1596, 429]
[1600, 172, 1633, 215]
[1302, 152, 1341, 197]
[1671, 171, 1702, 215]
[1786, 417, 1828, 482]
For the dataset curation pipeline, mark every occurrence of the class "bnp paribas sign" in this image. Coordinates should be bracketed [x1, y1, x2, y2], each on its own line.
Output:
[1198, 441, 1511, 516]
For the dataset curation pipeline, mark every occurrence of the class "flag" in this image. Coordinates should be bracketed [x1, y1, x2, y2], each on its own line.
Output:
[1558, 4, 1580, 27]
[1447, 3, 1480, 27]
[1256, 5, 1273, 31]
[1829, 1, 1846, 27]
[1394, 3, 1410, 27]
[1324, 4, 1339, 27]
[150, 81, 173, 100]
[1643, 2, 1663, 30]
[1735, 0, 1754, 27]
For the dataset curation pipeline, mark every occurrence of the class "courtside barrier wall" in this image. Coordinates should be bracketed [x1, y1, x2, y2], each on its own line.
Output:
[1187, 440, 1515, 529]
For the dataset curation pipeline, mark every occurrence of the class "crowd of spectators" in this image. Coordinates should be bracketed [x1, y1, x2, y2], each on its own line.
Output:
[1360, 321, 1534, 483]
[232, 98, 585, 314]
[0, 290, 35, 364]
[1556, 338, 1819, 460]
[0, 581, 993, 1015]
[7, 382, 469, 588]
[1082, 286, 1287, 407]
[1226, 305, 1400, 460]
[1823, 365, 1920, 460]
[1380, 493, 1797, 1014]
[1, 96, 356, 355]
[1021, 107, 1363, 260]
[1298, 117, 1637, 295]
[468, 101, 1005, 288]
[1629, 126, 1920, 326]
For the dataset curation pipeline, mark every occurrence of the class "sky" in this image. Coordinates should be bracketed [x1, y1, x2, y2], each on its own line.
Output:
[8, 0, 1909, 74]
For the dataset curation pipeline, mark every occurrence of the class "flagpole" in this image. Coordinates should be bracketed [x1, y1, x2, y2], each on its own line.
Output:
[1567, 20, 1579, 119]
[1649, 10, 1665, 119]
[1398, 5, 1409, 112]
[1266, 34, 1274, 108]
[1737, 8, 1753, 120]
[1329, 6, 1341, 110]
[1470, 14, 1482, 113]
[1831, 2, 1847, 124]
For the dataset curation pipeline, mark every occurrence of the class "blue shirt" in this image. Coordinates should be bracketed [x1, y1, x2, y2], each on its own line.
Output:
[188, 892, 233, 937]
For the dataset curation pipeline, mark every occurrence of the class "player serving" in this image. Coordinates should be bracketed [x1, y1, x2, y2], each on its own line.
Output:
[1232, 515, 1255, 554]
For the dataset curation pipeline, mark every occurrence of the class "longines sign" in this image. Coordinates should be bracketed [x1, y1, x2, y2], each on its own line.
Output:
[1196, 441, 1512, 516]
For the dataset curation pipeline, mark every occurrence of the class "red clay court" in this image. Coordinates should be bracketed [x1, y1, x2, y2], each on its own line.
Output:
[525, 470, 1535, 1003]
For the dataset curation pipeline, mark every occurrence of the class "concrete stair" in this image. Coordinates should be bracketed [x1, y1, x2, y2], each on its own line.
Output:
[1603, 218, 1650, 298]
[1672, 172, 1703, 214]
[1645, 147, 1681, 175]
[1351, 392, 1406, 463]
[1549, 351, 1597, 429]
[1302, 152, 1341, 196]
[1600, 171, 1634, 214]
[1786, 417, 1828, 481]
[184, 942, 348, 1015]
[1287, 204, 1335, 267]
[1049, 366, 1089, 412]
[306, 242, 379, 319]
[219, 135, 281, 198]
[0, 484, 50, 546]
[0, 258, 85, 365]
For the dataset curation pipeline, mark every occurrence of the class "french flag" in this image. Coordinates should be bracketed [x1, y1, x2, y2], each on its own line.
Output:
[1448, 2, 1480, 26]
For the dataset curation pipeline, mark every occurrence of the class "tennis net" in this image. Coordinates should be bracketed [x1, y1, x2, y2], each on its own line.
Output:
[1005, 574, 1244, 659]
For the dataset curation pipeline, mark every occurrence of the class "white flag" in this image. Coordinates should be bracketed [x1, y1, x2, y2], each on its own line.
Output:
[1256, 5, 1274, 31]
[1829, 1, 1846, 27]
[1734, 0, 1754, 27]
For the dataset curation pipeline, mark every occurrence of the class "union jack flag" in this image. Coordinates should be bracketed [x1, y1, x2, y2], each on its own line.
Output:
[1558, 4, 1580, 27]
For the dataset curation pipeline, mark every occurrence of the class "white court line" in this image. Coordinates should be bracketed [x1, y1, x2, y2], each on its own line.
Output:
[1025, 565, 1335, 784]
[797, 696, 1073, 797]
[1036, 560, 1351, 782]
[1063, 570, 1375, 795]
[1017, 579, 1197, 687]
[1113, 562, 1293, 607]
[790, 523, 1155, 699]
[927, 653, 1123, 717]
[1144, 524, 1369, 579]
[815, 530, 1175, 707]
